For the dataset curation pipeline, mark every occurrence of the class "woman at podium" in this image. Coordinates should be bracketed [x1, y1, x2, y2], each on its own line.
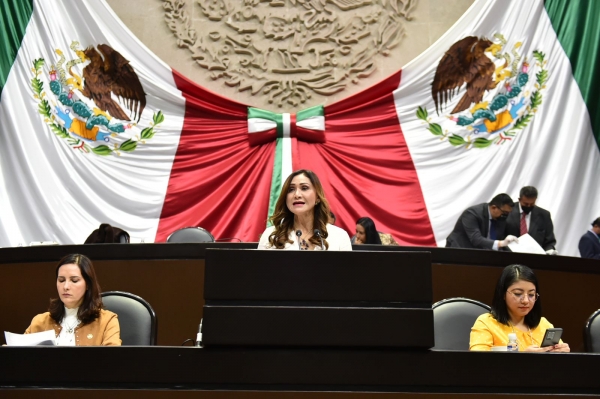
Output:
[470, 264, 569, 352]
[24, 254, 121, 346]
[258, 169, 352, 250]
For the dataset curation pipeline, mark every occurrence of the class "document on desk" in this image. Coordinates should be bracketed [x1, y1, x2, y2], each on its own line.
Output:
[4, 330, 56, 346]
[507, 234, 546, 255]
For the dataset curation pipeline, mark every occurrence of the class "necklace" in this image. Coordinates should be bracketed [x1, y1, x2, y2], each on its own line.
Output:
[63, 318, 80, 334]
[65, 321, 79, 334]
[300, 238, 309, 250]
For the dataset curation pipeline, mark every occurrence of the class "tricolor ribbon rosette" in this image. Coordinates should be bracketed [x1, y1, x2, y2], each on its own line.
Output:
[247, 105, 325, 223]
[247, 105, 325, 146]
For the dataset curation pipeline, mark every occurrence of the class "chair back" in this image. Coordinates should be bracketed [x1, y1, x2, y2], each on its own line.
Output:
[101, 291, 157, 345]
[167, 227, 215, 243]
[585, 309, 600, 352]
[432, 297, 491, 350]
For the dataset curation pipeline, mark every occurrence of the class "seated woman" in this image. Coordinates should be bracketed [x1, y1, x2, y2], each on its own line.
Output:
[354, 217, 399, 246]
[470, 264, 569, 352]
[355, 217, 383, 245]
[25, 253, 121, 346]
[258, 169, 352, 250]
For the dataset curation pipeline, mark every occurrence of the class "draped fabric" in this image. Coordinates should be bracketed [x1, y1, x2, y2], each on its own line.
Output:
[156, 70, 436, 246]
[155, 72, 274, 243]
[0, 0, 33, 94]
[544, 0, 600, 148]
[296, 72, 435, 245]
[0, 0, 599, 256]
[0, 0, 186, 244]
[395, 0, 600, 255]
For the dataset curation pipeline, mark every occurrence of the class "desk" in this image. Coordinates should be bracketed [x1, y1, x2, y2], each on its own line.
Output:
[1, 244, 599, 350]
[1, 347, 599, 396]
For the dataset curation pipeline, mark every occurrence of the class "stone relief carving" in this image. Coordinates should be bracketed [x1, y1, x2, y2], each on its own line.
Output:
[163, 0, 418, 107]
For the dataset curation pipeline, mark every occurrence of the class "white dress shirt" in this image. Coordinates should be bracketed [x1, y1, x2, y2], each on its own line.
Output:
[56, 306, 80, 346]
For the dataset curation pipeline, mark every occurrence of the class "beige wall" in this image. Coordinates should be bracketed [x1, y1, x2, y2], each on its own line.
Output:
[106, 0, 475, 112]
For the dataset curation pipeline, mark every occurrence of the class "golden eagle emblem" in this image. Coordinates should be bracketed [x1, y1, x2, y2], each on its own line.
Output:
[81, 44, 146, 122]
[432, 36, 497, 115]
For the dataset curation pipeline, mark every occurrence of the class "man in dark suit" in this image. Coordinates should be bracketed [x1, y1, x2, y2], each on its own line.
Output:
[579, 217, 600, 259]
[446, 193, 518, 250]
[506, 186, 557, 255]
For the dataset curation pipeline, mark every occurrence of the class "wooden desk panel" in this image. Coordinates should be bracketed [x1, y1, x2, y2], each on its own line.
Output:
[1, 244, 599, 350]
[1, 347, 600, 395]
[0, 259, 205, 346]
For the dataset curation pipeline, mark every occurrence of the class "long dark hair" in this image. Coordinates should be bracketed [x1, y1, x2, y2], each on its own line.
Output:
[357, 217, 382, 245]
[491, 264, 542, 328]
[268, 169, 331, 249]
[49, 254, 103, 325]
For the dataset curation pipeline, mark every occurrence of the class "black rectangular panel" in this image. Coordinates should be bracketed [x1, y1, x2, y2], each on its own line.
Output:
[204, 249, 432, 303]
[202, 306, 433, 348]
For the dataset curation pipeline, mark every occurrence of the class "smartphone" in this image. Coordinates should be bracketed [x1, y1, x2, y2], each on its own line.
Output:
[540, 328, 563, 347]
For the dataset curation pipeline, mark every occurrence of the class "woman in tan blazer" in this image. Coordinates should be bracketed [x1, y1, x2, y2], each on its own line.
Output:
[25, 253, 121, 346]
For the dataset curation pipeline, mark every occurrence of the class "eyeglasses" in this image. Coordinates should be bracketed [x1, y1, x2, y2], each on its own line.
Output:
[507, 290, 539, 302]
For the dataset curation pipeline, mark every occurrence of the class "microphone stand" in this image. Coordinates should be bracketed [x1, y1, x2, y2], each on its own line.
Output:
[314, 229, 325, 251]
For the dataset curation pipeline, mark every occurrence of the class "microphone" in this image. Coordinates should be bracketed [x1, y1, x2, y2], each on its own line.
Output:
[314, 229, 325, 250]
[295, 230, 302, 250]
[196, 319, 203, 347]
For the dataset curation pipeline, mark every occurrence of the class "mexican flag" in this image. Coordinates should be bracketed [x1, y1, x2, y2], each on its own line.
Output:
[1, 0, 598, 257]
[394, 0, 600, 257]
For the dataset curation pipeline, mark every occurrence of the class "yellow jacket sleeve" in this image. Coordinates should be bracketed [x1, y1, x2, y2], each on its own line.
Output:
[470, 316, 494, 351]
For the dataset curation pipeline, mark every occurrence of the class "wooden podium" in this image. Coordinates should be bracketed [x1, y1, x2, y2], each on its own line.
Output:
[202, 249, 433, 348]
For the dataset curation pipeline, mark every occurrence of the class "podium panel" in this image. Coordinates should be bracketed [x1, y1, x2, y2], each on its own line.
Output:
[202, 250, 433, 348]
[202, 306, 433, 347]
[204, 249, 432, 302]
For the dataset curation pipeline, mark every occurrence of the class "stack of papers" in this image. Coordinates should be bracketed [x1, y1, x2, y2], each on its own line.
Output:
[507, 233, 546, 255]
[4, 330, 56, 346]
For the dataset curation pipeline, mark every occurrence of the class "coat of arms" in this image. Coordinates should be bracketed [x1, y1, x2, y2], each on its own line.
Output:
[416, 34, 548, 149]
[31, 42, 164, 155]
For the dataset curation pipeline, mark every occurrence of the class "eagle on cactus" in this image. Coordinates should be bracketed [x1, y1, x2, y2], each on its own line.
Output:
[80, 44, 146, 123]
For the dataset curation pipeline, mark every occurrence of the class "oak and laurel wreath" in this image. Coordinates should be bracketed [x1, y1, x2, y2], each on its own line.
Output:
[31, 58, 163, 155]
[416, 50, 548, 149]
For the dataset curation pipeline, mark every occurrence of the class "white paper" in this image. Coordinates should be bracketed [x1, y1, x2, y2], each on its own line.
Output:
[4, 330, 56, 346]
[507, 233, 546, 255]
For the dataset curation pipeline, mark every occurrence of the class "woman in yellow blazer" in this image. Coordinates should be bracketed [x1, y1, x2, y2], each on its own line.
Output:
[25, 253, 121, 346]
[470, 264, 569, 352]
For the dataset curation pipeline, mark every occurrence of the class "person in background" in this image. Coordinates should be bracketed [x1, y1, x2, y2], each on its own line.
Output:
[257, 169, 352, 250]
[578, 217, 600, 259]
[470, 264, 569, 352]
[25, 253, 121, 346]
[355, 217, 383, 245]
[506, 186, 557, 255]
[446, 193, 518, 250]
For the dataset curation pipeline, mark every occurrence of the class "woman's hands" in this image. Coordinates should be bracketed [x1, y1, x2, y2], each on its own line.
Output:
[549, 343, 570, 352]
[523, 343, 570, 352]
[524, 345, 552, 352]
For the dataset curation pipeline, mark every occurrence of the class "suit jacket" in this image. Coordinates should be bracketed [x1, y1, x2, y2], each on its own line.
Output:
[506, 204, 556, 250]
[25, 309, 121, 346]
[578, 231, 600, 260]
[446, 203, 507, 249]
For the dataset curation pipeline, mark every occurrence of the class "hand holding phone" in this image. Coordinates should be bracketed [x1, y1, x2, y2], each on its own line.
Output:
[540, 328, 563, 347]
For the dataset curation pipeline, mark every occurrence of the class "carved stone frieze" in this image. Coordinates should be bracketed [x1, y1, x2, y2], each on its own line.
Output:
[162, 0, 418, 107]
